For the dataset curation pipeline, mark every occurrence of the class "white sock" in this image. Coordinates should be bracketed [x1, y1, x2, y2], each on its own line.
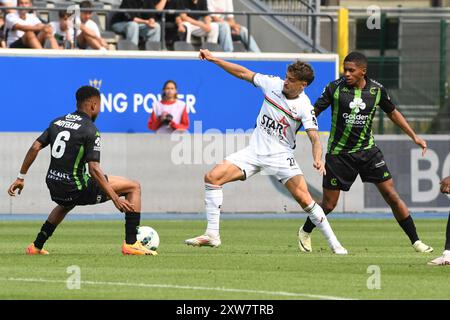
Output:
[205, 183, 223, 238]
[304, 201, 341, 249]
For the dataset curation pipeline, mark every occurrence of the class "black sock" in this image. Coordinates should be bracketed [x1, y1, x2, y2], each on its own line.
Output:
[445, 213, 450, 251]
[303, 210, 331, 233]
[302, 216, 316, 233]
[398, 215, 419, 244]
[125, 212, 140, 244]
[33, 220, 57, 249]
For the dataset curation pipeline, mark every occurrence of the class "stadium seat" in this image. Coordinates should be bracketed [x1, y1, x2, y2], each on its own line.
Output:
[145, 40, 162, 51]
[201, 42, 223, 52]
[45, 0, 69, 4]
[32, 0, 47, 9]
[117, 39, 138, 50]
[48, 2, 75, 22]
[33, 1, 49, 23]
[173, 41, 195, 51]
[90, 11, 117, 43]
[98, 0, 121, 9]
[232, 41, 247, 52]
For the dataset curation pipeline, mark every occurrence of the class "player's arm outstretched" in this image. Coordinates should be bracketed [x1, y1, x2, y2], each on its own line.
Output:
[199, 49, 255, 83]
[306, 129, 326, 176]
[7, 140, 45, 196]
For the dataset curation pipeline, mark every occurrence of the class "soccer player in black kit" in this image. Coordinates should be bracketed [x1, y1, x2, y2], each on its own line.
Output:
[7, 86, 157, 256]
[297, 52, 433, 254]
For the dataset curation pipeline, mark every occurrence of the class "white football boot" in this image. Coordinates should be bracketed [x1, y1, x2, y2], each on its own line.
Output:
[185, 234, 221, 248]
[413, 240, 434, 253]
[427, 250, 450, 266]
[297, 226, 312, 253]
[331, 245, 348, 255]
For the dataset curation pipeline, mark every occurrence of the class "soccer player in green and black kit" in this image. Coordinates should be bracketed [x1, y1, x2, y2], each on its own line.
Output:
[298, 52, 433, 253]
[7, 86, 157, 256]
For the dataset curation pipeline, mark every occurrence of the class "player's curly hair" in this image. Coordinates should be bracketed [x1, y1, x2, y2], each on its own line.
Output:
[76, 86, 100, 109]
[287, 61, 315, 85]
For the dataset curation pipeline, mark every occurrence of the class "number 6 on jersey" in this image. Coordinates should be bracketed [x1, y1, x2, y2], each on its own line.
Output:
[51, 130, 70, 159]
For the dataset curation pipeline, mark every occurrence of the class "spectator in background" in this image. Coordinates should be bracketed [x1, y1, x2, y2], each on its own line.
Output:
[179, 0, 219, 45]
[160, 0, 186, 48]
[111, 0, 163, 47]
[148, 80, 189, 133]
[77, 0, 109, 50]
[4, 0, 58, 49]
[49, 11, 74, 49]
[0, 13, 6, 48]
[207, 0, 260, 52]
[0, 0, 17, 14]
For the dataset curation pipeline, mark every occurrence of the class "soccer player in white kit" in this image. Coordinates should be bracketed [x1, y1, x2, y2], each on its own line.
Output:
[185, 49, 347, 254]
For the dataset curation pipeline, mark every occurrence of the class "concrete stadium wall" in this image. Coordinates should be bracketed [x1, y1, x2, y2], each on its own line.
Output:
[1, 133, 448, 214]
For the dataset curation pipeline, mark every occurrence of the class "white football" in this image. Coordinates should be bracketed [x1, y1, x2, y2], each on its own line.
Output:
[137, 226, 160, 251]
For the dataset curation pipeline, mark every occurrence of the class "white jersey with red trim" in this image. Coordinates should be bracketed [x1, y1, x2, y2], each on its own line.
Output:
[249, 73, 318, 155]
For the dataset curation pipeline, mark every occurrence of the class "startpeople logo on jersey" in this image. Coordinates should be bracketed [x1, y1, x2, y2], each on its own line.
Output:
[260, 114, 290, 141]
[343, 97, 369, 126]
[88, 79, 197, 115]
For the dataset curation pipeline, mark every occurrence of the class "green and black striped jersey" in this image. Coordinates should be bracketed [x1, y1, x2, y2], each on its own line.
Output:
[315, 76, 395, 154]
[37, 111, 101, 201]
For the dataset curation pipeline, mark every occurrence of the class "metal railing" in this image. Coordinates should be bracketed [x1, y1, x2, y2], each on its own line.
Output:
[0, 6, 335, 52]
[259, 0, 318, 43]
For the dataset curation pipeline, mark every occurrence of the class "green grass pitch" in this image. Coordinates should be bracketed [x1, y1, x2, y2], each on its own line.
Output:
[0, 218, 449, 300]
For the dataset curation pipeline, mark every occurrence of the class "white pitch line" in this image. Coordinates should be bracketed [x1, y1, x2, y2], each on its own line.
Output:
[1, 277, 355, 300]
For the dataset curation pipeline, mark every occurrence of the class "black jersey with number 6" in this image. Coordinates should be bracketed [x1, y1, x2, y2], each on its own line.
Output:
[37, 111, 101, 203]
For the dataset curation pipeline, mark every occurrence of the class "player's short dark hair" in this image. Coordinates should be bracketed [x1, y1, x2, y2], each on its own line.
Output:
[76, 86, 100, 109]
[344, 51, 368, 68]
[80, 0, 93, 10]
[287, 61, 314, 85]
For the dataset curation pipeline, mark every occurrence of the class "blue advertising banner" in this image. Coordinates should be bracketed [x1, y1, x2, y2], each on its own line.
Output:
[0, 51, 337, 133]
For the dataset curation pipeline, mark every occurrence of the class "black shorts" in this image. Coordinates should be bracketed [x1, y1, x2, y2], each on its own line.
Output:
[9, 37, 29, 48]
[323, 147, 391, 191]
[50, 176, 109, 208]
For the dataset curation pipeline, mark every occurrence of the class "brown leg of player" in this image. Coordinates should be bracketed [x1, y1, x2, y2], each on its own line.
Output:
[47, 205, 75, 226]
[376, 178, 425, 248]
[107, 175, 142, 244]
[31, 205, 74, 250]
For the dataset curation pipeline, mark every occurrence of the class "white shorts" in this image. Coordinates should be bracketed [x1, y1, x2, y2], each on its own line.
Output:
[225, 147, 303, 185]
